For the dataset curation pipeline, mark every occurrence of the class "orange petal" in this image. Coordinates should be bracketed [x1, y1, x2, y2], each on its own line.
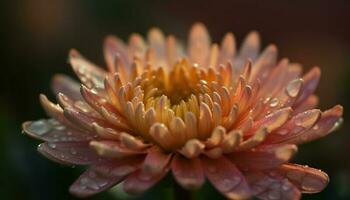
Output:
[188, 23, 211, 68]
[90, 140, 145, 158]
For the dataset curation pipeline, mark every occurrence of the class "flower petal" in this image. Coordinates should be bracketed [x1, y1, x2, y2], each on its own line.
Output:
[69, 49, 106, 88]
[90, 140, 145, 158]
[38, 142, 101, 165]
[188, 23, 210, 68]
[267, 109, 321, 144]
[288, 105, 343, 144]
[172, 154, 204, 190]
[123, 168, 169, 195]
[69, 157, 142, 198]
[104, 35, 128, 74]
[143, 147, 172, 175]
[22, 119, 91, 142]
[51, 74, 82, 101]
[229, 144, 297, 170]
[278, 164, 329, 194]
[202, 157, 251, 199]
[245, 171, 301, 200]
[295, 67, 321, 106]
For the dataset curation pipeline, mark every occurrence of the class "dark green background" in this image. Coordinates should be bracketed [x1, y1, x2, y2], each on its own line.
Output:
[2, 0, 350, 199]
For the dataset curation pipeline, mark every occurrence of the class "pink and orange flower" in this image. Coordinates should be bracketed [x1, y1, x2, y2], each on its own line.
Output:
[23, 23, 343, 199]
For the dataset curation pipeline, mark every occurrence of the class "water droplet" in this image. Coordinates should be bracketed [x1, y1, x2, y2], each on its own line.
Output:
[55, 126, 66, 131]
[219, 178, 239, 192]
[28, 120, 51, 135]
[48, 143, 57, 149]
[276, 129, 288, 135]
[70, 148, 77, 155]
[330, 118, 343, 132]
[286, 79, 302, 98]
[269, 98, 279, 107]
[138, 172, 152, 181]
[267, 190, 280, 200]
[312, 125, 319, 130]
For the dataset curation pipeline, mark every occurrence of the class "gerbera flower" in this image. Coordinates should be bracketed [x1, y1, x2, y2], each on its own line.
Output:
[22, 23, 343, 199]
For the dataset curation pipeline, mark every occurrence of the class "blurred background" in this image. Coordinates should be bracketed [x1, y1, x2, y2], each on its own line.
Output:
[2, 0, 350, 199]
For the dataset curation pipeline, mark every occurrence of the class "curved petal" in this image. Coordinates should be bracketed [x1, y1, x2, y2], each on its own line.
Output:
[69, 49, 106, 88]
[245, 171, 301, 200]
[171, 154, 205, 190]
[230, 144, 297, 170]
[202, 157, 251, 199]
[51, 74, 82, 101]
[143, 147, 172, 175]
[69, 157, 142, 198]
[288, 105, 343, 144]
[123, 167, 169, 195]
[23, 119, 91, 142]
[38, 142, 101, 165]
[188, 23, 210, 68]
[90, 140, 146, 158]
[278, 164, 329, 194]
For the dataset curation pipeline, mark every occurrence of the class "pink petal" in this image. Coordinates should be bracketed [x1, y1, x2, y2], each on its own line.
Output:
[293, 95, 319, 114]
[218, 32, 236, 65]
[278, 164, 329, 193]
[38, 142, 101, 165]
[69, 157, 142, 198]
[90, 140, 146, 158]
[143, 147, 172, 175]
[69, 49, 106, 88]
[201, 157, 251, 199]
[234, 31, 260, 69]
[171, 154, 204, 190]
[249, 44, 278, 83]
[288, 105, 343, 144]
[295, 67, 321, 106]
[51, 74, 82, 101]
[103, 35, 129, 74]
[23, 119, 91, 142]
[266, 109, 321, 144]
[250, 107, 292, 135]
[229, 144, 297, 170]
[123, 168, 169, 195]
[245, 171, 301, 200]
[188, 23, 210, 68]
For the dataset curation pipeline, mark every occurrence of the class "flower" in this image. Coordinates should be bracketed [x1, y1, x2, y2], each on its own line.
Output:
[22, 23, 343, 199]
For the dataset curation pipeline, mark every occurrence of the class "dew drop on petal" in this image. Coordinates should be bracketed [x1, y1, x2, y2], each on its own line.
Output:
[276, 129, 288, 135]
[48, 143, 57, 149]
[269, 98, 279, 108]
[28, 120, 51, 136]
[70, 148, 77, 155]
[286, 79, 302, 98]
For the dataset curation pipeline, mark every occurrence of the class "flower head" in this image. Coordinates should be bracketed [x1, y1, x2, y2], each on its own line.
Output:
[23, 23, 343, 199]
